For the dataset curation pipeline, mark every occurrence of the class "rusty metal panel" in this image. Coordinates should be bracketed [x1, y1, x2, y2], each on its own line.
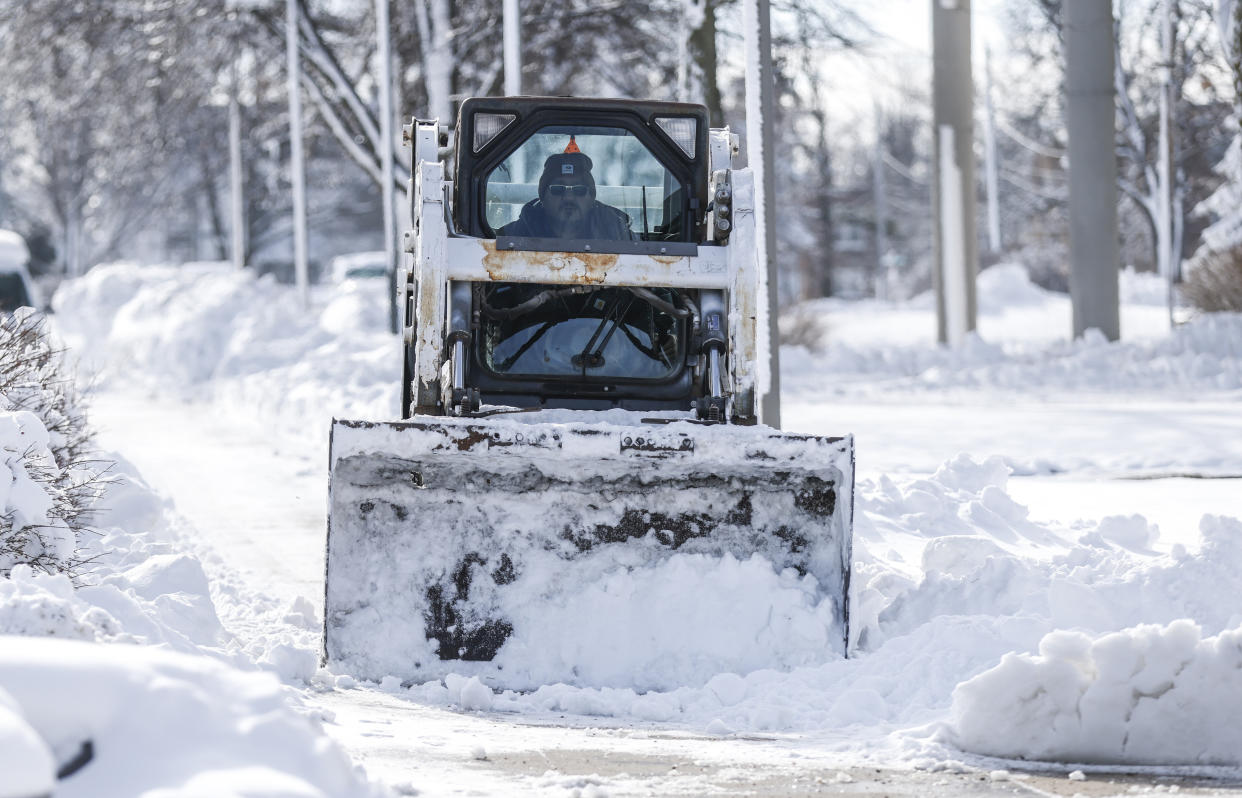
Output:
[727, 168, 760, 420]
[412, 159, 448, 411]
[442, 238, 731, 289]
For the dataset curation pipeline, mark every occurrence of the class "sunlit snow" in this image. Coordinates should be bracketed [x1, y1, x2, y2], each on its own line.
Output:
[1, 260, 1240, 795]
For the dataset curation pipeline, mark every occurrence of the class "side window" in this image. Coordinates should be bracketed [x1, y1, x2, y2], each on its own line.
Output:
[483, 126, 684, 241]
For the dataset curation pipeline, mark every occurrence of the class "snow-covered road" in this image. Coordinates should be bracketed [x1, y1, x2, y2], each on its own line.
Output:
[92, 391, 326, 614]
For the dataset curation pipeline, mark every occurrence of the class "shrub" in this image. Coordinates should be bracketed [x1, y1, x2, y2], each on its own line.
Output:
[0, 310, 106, 576]
[1182, 246, 1242, 312]
[779, 304, 829, 352]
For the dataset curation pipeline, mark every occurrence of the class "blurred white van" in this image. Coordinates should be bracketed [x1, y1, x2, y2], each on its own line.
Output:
[0, 230, 41, 313]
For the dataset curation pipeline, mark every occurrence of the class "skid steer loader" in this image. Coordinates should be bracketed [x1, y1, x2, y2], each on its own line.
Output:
[323, 97, 854, 691]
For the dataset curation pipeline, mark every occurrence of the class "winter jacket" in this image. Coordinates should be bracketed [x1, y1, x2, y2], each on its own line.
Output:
[498, 199, 636, 241]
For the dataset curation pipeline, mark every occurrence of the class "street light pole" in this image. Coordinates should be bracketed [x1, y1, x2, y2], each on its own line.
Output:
[376, 0, 398, 333]
[743, 0, 780, 429]
[504, 0, 521, 96]
[1157, 0, 1176, 327]
[229, 54, 246, 271]
[983, 46, 1002, 254]
[1063, 0, 1121, 340]
[286, 0, 310, 306]
[931, 0, 978, 346]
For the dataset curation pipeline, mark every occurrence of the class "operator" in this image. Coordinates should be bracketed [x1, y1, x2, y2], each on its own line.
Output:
[499, 137, 636, 240]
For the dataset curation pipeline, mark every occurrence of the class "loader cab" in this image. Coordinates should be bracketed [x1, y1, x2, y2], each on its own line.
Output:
[455, 97, 709, 243]
[451, 98, 712, 412]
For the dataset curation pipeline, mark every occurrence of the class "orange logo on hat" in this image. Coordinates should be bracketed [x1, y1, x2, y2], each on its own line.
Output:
[564, 135, 581, 154]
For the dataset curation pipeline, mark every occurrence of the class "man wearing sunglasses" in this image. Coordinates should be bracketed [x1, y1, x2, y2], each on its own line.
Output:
[498, 147, 636, 241]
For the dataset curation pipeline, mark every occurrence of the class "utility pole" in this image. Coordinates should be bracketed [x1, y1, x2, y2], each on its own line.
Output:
[229, 52, 246, 271]
[286, 0, 310, 305]
[677, 0, 700, 101]
[873, 104, 890, 300]
[743, 0, 780, 428]
[983, 45, 1002, 254]
[1157, 0, 1176, 327]
[376, 0, 398, 333]
[1064, 0, 1120, 340]
[503, 0, 521, 96]
[427, 0, 453, 122]
[931, 0, 978, 346]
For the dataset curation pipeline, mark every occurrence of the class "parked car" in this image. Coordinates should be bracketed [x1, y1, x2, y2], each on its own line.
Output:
[329, 251, 389, 283]
[0, 230, 41, 314]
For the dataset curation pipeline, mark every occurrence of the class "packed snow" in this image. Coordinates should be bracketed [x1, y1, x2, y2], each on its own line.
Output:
[325, 416, 850, 690]
[1, 259, 1240, 795]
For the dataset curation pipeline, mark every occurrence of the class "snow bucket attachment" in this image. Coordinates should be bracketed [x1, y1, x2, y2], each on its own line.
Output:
[323, 416, 853, 691]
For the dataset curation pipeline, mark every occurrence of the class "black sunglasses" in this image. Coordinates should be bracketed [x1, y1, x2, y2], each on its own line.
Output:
[547, 184, 591, 198]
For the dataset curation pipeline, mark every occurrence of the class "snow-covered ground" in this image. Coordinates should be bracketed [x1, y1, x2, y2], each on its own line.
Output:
[3, 260, 1242, 795]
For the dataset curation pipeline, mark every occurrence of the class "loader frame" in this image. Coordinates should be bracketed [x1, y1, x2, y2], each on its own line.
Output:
[323, 98, 856, 687]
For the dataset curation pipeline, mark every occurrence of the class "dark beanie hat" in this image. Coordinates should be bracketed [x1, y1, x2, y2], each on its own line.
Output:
[539, 152, 596, 198]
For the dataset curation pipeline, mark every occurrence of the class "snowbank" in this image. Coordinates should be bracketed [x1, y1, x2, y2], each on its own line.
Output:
[0, 636, 379, 798]
[785, 263, 1242, 397]
[0, 464, 386, 796]
[0, 410, 74, 573]
[52, 261, 398, 446]
[1, 398, 384, 794]
[348, 463, 1242, 763]
[947, 616, 1242, 765]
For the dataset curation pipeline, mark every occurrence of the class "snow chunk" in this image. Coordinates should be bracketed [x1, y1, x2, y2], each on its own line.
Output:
[442, 672, 496, 710]
[947, 619, 1242, 764]
[457, 676, 495, 712]
[1095, 515, 1160, 551]
[260, 641, 320, 684]
[705, 672, 747, 706]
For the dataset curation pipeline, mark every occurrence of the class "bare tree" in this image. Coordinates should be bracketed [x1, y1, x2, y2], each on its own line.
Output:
[999, 0, 1232, 277]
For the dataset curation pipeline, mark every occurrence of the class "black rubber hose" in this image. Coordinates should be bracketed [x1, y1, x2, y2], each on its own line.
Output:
[626, 287, 690, 318]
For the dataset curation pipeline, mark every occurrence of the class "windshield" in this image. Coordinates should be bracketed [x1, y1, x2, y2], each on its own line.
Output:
[483, 126, 685, 241]
[479, 284, 685, 381]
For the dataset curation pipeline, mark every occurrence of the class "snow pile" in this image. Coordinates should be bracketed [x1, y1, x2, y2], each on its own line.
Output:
[1119, 266, 1172, 306]
[0, 637, 383, 797]
[947, 618, 1242, 765]
[52, 261, 398, 445]
[1, 410, 384, 794]
[495, 551, 839, 690]
[0, 410, 74, 572]
[358, 465, 1242, 756]
[0, 683, 55, 798]
[975, 262, 1051, 307]
[326, 417, 850, 691]
[784, 264, 1242, 397]
[0, 453, 387, 796]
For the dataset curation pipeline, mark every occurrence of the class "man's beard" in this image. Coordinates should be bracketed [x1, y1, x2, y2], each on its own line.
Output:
[552, 204, 587, 237]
